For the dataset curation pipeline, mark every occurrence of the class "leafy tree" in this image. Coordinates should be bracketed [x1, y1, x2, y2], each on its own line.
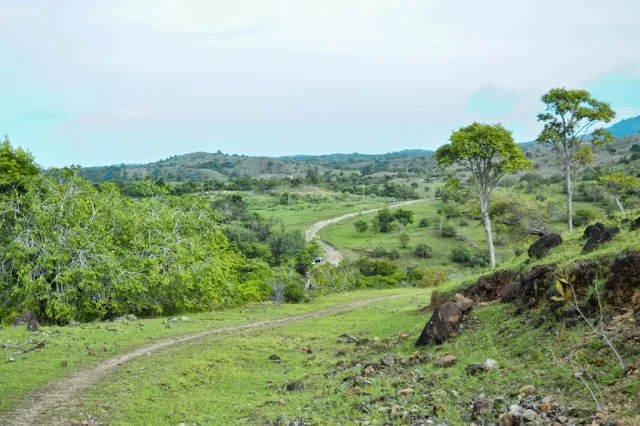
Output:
[399, 232, 410, 248]
[536, 88, 616, 231]
[418, 218, 430, 228]
[354, 220, 369, 233]
[373, 208, 396, 233]
[440, 222, 458, 238]
[393, 209, 415, 226]
[599, 173, 638, 212]
[436, 123, 532, 268]
[0, 137, 39, 195]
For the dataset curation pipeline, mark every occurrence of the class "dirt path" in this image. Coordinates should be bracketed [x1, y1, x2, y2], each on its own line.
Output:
[3, 290, 430, 426]
[305, 199, 430, 265]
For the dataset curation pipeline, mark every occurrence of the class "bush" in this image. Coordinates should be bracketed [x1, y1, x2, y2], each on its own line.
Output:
[572, 208, 598, 227]
[421, 268, 447, 287]
[387, 248, 400, 260]
[372, 245, 388, 258]
[459, 218, 469, 227]
[414, 243, 433, 258]
[449, 244, 472, 263]
[441, 222, 458, 238]
[355, 258, 398, 277]
[406, 263, 424, 281]
[418, 218, 430, 228]
[284, 282, 306, 303]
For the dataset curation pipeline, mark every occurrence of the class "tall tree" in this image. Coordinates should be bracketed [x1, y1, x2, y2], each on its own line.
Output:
[599, 173, 638, 212]
[0, 136, 40, 195]
[536, 88, 616, 231]
[436, 123, 532, 268]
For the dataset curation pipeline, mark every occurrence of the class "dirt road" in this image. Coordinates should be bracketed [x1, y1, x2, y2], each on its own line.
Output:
[3, 290, 430, 426]
[305, 199, 430, 265]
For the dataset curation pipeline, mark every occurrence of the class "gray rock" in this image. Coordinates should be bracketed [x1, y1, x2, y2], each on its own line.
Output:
[522, 409, 537, 421]
[126, 314, 137, 320]
[180, 316, 189, 322]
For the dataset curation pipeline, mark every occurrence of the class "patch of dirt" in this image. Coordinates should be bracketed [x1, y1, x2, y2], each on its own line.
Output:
[1, 291, 429, 426]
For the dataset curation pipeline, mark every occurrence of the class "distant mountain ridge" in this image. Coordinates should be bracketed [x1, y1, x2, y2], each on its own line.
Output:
[279, 149, 434, 162]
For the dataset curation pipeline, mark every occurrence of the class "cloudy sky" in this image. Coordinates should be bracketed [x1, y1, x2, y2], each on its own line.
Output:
[1, 0, 639, 167]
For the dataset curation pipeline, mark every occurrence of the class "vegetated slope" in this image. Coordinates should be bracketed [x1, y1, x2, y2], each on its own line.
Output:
[80, 151, 341, 183]
[605, 114, 640, 138]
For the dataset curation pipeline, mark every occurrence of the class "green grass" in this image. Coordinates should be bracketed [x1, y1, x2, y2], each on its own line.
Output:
[76, 293, 639, 425]
[0, 288, 421, 414]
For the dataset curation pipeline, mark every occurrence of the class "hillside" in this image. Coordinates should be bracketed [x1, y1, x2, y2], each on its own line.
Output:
[606, 114, 640, 138]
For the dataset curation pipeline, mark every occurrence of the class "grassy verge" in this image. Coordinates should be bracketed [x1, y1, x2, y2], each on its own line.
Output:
[77, 292, 638, 425]
[0, 288, 422, 414]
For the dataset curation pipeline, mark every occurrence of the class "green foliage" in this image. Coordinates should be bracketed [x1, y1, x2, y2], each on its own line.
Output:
[372, 245, 388, 258]
[387, 248, 400, 260]
[373, 208, 396, 233]
[449, 244, 489, 267]
[572, 208, 598, 227]
[284, 282, 305, 303]
[414, 243, 433, 258]
[398, 232, 410, 248]
[354, 258, 398, 277]
[354, 220, 369, 233]
[393, 208, 415, 225]
[440, 222, 458, 238]
[418, 218, 430, 228]
[0, 137, 40, 195]
[599, 173, 638, 196]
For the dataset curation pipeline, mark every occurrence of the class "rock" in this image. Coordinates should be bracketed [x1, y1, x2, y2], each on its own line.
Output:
[12, 311, 38, 326]
[604, 252, 640, 310]
[453, 293, 474, 312]
[180, 316, 189, 322]
[584, 223, 606, 238]
[556, 416, 569, 424]
[465, 363, 488, 375]
[528, 233, 563, 259]
[268, 354, 281, 363]
[398, 387, 413, 396]
[286, 381, 304, 391]
[582, 227, 619, 254]
[435, 355, 457, 367]
[362, 364, 376, 375]
[415, 299, 471, 346]
[126, 314, 137, 320]
[498, 413, 516, 426]
[399, 333, 410, 341]
[484, 358, 497, 369]
[472, 398, 492, 416]
[68, 321, 81, 327]
[508, 404, 523, 415]
[337, 333, 357, 343]
[631, 217, 640, 231]
[519, 385, 535, 396]
[334, 349, 347, 356]
[522, 409, 537, 421]
[520, 265, 555, 301]
[380, 355, 395, 366]
[27, 320, 40, 332]
[466, 270, 520, 303]
[61, 360, 68, 367]
[345, 386, 361, 396]
[8, 358, 15, 362]
[112, 316, 127, 323]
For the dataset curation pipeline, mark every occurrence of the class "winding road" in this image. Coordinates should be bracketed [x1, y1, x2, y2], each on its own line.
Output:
[305, 199, 430, 265]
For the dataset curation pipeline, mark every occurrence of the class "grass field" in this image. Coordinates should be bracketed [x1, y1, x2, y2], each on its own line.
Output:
[0, 288, 423, 415]
[75, 288, 639, 425]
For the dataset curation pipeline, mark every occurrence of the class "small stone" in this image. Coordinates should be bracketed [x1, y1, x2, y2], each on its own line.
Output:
[61, 361, 68, 367]
[519, 385, 535, 396]
[398, 387, 413, 396]
[472, 398, 492, 415]
[381, 355, 395, 366]
[498, 413, 516, 426]
[435, 355, 457, 367]
[522, 409, 537, 421]
[126, 314, 137, 320]
[377, 406, 390, 413]
[465, 363, 488, 375]
[362, 364, 376, 376]
[399, 333, 410, 341]
[286, 381, 304, 391]
[165, 324, 171, 329]
[180, 316, 189, 322]
[484, 358, 497, 369]
[337, 333, 357, 343]
[8, 358, 15, 362]
[539, 402, 553, 413]
[556, 416, 569, 424]
[390, 405, 403, 418]
[346, 386, 361, 396]
[268, 354, 281, 363]
[508, 404, 523, 415]
[334, 349, 347, 356]
[68, 321, 81, 327]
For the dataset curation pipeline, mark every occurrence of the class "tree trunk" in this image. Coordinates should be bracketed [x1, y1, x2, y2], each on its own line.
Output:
[614, 195, 625, 212]
[565, 164, 573, 232]
[480, 192, 496, 269]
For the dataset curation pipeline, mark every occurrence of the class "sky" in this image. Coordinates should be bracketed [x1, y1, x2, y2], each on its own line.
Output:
[1, 0, 640, 167]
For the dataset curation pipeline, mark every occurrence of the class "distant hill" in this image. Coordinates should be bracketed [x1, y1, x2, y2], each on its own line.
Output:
[605, 114, 640, 138]
[279, 149, 434, 163]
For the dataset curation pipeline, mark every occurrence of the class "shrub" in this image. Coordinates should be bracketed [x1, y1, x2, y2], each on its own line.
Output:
[450, 244, 472, 263]
[459, 218, 469, 227]
[354, 220, 368, 233]
[421, 268, 447, 287]
[355, 258, 398, 277]
[284, 282, 306, 303]
[372, 245, 388, 258]
[399, 232, 410, 248]
[387, 248, 400, 260]
[418, 218, 430, 228]
[414, 243, 433, 258]
[441, 222, 458, 238]
[572, 208, 598, 227]
[405, 263, 424, 281]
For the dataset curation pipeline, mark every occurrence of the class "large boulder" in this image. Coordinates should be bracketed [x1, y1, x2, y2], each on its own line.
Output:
[528, 233, 563, 259]
[464, 270, 520, 302]
[584, 223, 606, 238]
[581, 227, 620, 254]
[604, 252, 640, 310]
[415, 296, 474, 347]
[520, 265, 555, 302]
[12, 311, 38, 326]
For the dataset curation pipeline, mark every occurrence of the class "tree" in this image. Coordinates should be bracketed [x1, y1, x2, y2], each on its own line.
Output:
[436, 123, 532, 268]
[0, 137, 39, 195]
[394, 209, 414, 226]
[536, 88, 616, 231]
[599, 173, 638, 212]
[399, 232, 410, 248]
[373, 208, 396, 233]
[354, 220, 369, 233]
[414, 243, 433, 258]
